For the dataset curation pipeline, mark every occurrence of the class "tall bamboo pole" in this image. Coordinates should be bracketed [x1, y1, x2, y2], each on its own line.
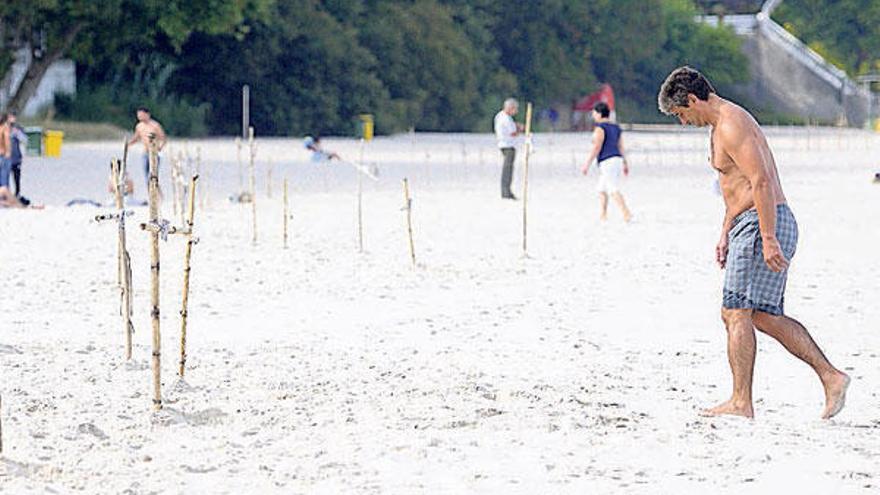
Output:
[283, 178, 289, 249]
[197, 146, 206, 210]
[147, 136, 162, 410]
[267, 158, 273, 198]
[402, 178, 416, 268]
[249, 127, 257, 245]
[111, 158, 134, 360]
[178, 174, 199, 378]
[1, 393, 4, 455]
[170, 153, 180, 220]
[235, 137, 243, 192]
[357, 138, 365, 253]
[521, 102, 533, 256]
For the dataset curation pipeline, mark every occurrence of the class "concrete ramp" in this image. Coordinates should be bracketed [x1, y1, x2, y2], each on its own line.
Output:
[700, 10, 871, 126]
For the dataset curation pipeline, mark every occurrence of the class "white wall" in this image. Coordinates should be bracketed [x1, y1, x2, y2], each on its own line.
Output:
[0, 47, 76, 117]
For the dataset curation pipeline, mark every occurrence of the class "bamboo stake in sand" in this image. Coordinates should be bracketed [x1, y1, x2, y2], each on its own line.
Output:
[1, 393, 4, 455]
[521, 102, 534, 256]
[267, 158, 273, 198]
[249, 127, 257, 245]
[357, 138, 365, 253]
[235, 137, 243, 192]
[146, 135, 163, 410]
[402, 178, 416, 268]
[111, 158, 134, 360]
[178, 174, 199, 378]
[197, 146, 206, 210]
[283, 178, 289, 249]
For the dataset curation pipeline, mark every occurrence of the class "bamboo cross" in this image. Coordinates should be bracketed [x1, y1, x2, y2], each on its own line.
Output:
[94, 157, 135, 360]
[402, 178, 416, 268]
[144, 135, 163, 410]
[521, 102, 534, 257]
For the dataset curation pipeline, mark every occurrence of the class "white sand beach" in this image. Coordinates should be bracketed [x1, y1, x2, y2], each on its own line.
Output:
[1, 128, 879, 494]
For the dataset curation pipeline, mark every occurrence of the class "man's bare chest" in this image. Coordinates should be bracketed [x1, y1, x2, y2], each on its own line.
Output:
[710, 130, 736, 174]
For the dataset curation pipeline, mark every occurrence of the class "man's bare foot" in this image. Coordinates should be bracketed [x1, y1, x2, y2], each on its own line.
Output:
[600, 214, 608, 221]
[821, 372, 850, 419]
[700, 399, 754, 418]
[623, 212, 633, 223]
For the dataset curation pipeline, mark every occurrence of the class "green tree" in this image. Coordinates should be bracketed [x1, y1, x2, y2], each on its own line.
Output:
[1, 0, 271, 113]
[775, 0, 880, 76]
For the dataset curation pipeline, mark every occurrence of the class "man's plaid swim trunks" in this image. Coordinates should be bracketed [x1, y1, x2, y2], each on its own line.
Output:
[722, 203, 798, 316]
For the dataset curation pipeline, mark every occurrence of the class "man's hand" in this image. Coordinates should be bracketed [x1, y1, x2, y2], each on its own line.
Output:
[581, 164, 590, 175]
[716, 235, 729, 268]
[623, 160, 630, 177]
[762, 236, 789, 272]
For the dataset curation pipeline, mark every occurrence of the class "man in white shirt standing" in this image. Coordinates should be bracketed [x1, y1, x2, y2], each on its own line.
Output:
[494, 98, 523, 199]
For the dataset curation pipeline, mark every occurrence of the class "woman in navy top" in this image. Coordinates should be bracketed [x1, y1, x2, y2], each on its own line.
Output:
[580, 102, 633, 222]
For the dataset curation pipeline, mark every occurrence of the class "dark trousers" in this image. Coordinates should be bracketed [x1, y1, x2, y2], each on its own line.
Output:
[11, 162, 21, 196]
[500, 147, 515, 197]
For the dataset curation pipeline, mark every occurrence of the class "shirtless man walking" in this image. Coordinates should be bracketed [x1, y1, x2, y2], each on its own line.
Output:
[657, 66, 849, 419]
[127, 107, 167, 189]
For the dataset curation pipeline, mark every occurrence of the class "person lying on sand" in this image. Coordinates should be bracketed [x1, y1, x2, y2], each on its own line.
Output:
[304, 136, 341, 162]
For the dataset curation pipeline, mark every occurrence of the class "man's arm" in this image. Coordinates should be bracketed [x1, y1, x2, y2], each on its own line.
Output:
[128, 125, 141, 146]
[581, 127, 605, 174]
[154, 123, 167, 151]
[718, 117, 788, 272]
[716, 209, 735, 268]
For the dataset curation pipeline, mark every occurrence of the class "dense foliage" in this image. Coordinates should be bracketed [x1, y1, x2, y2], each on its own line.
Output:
[774, 0, 880, 78]
[4, 0, 750, 135]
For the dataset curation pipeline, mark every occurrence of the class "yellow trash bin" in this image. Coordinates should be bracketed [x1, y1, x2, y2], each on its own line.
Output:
[44, 130, 64, 157]
[358, 114, 374, 141]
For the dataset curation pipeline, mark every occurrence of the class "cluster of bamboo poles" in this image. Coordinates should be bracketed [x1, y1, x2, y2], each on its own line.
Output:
[92, 134, 202, 411]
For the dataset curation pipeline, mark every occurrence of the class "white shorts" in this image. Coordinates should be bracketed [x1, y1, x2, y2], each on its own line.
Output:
[596, 156, 624, 193]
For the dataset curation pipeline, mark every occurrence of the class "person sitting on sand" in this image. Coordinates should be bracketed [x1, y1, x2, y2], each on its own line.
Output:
[304, 136, 341, 162]
[0, 186, 25, 208]
[107, 163, 135, 198]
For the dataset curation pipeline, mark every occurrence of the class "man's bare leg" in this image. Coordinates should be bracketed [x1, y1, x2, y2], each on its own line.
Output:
[704, 308, 756, 417]
[753, 311, 850, 419]
[612, 192, 633, 222]
[599, 192, 609, 221]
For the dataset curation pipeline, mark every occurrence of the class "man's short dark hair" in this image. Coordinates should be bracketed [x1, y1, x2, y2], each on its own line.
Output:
[658, 66, 716, 115]
[137, 107, 150, 114]
[593, 102, 611, 118]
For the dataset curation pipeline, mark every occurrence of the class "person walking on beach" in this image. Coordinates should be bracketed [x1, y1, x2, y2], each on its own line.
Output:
[6, 111, 26, 196]
[0, 113, 11, 190]
[494, 98, 523, 200]
[581, 102, 633, 222]
[658, 66, 849, 419]
[127, 107, 167, 189]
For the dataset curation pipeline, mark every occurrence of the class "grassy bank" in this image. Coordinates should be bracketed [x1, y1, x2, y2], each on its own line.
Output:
[19, 119, 128, 142]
